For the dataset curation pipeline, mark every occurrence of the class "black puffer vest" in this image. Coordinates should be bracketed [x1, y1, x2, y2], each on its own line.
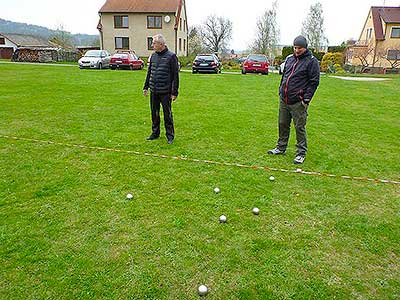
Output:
[149, 48, 174, 94]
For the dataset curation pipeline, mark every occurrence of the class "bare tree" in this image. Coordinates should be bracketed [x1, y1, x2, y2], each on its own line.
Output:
[188, 26, 205, 56]
[252, 1, 280, 59]
[381, 48, 400, 69]
[351, 43, 379, 72]
[50, 23, 73, 49]
[301, 2, 328, 51]
[201, 15, 233, 53]
[90, 37, 100, 47]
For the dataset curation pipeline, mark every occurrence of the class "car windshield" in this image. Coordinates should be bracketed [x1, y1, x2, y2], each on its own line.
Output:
[113, 54, 128, 59]
[195, 55, 214, 62]
[248, 55, 267, 62]
[85, 50, 102, 57]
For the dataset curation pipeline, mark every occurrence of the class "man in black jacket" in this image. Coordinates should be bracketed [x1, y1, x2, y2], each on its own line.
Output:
[143, 34, 179, 144]
[268, 35, 320, 164]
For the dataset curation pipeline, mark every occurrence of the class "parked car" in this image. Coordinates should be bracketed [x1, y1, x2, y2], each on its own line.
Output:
[237, 57, 247, 66]
[78, 50, 111, 69]
[110, 52, 144, 70]
[192, 54, 222, 74]
[279, 55, 292, 75]
[242, 54, 269, 75]
[279, 61, 285, 75]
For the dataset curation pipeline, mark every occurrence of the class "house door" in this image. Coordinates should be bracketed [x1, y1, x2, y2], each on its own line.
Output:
[0, 47, 14, 59]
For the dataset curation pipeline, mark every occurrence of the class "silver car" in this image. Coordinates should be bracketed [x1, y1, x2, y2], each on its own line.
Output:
[78, 50, 111, 69]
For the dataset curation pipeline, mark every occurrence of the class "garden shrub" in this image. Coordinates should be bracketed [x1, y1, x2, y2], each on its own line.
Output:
[321, 52, 344, 73]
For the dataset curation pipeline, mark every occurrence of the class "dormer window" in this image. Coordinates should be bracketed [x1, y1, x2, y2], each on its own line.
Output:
[391, 27, 400, 38]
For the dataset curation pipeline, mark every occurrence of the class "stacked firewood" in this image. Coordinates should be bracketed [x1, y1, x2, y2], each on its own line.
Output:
[17, 48, 56, 63]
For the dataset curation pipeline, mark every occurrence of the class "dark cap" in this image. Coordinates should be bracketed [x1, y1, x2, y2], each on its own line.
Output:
[293, 35, 308, 48]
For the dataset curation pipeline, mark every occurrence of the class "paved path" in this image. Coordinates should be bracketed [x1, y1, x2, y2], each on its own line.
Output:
[330, 75, 391, 81]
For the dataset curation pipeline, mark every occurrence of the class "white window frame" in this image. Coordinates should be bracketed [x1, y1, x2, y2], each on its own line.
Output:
[391, 27, 400, 38]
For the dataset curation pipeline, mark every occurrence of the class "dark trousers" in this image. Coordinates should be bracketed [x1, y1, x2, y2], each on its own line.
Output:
[276, 100, 308, 156]
[150, 92, 174, 140]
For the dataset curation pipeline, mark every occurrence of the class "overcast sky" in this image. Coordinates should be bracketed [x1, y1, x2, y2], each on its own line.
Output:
[1, 0, 400, 49]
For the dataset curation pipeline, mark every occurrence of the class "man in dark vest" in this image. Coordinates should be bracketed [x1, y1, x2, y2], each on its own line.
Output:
[268, 35, 320, 164]
[143, 34, 179, 144]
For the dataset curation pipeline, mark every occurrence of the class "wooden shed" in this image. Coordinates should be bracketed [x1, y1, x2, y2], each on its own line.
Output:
[0, 33, 55, 61]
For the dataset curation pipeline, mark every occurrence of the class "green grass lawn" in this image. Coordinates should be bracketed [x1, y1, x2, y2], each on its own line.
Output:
[0, 62, 399, 300]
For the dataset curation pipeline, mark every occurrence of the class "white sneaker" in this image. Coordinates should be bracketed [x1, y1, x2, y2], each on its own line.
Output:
[267, 148, 286, 155]
[293, 155, 305, 164]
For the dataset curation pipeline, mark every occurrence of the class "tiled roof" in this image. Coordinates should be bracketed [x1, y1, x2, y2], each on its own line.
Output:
[371, 6, 400, 40]
[99, 0, 181, 13]
[0, 33, 51, 47]
[376, 6, 400, 23]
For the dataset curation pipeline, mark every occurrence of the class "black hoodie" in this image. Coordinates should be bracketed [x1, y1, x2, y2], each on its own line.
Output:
[279, 49, 320, 105]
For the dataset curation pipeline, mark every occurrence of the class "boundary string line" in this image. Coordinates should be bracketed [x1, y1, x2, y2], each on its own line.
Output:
[1, 135, 399, 186]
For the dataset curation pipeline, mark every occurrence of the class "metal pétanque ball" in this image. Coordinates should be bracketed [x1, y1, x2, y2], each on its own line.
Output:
[198, 284, 208, 296]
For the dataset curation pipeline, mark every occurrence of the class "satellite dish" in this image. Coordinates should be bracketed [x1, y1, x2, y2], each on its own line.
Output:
[164, 15, 171, 23]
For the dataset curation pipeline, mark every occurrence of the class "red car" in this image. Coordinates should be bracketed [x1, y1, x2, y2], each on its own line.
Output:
[110, 52, 144, 70]
[242, 54, 269, 75]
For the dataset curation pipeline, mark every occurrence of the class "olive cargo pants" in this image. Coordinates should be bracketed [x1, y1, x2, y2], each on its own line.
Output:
[276, 100, 308, 156]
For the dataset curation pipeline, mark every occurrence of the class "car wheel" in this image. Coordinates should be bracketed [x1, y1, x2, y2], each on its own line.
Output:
[130, 65, 134, 70]
[140, 64, 144, 70]
[98, 63, 102, 69]
[242, 69, 246, 74]
[262, 72, 268, 75]
[192, 69, 196, 74]
[110, 67, 116, 70]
